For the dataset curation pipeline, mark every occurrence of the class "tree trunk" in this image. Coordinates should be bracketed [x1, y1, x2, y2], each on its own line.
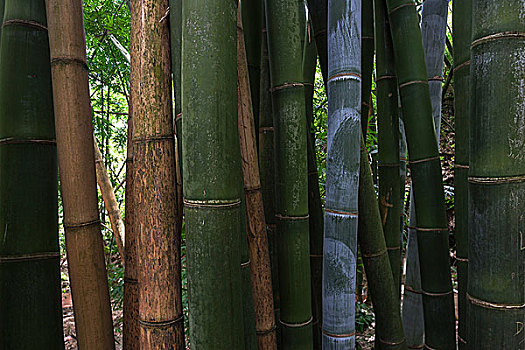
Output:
[468, 1, 525, 348]
[452, 0, 472, 347]
[0, 1, 63, 348]
[132, 0, 184, 347]
[47, 1, 115, 348]
[385, 0, 456, 348]
[94, 137, 125, 260]
[265, 0, 314, 347]
[323, 0, 361, 347]
[182, 0, 244, 348]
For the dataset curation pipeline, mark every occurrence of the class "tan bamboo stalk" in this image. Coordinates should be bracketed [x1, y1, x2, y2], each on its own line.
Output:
[132, 0, 184, 347]
[237, 8, 278, 349]
[123, 1, 140, 348]
[94, 137, 125, 259]
[46, 1, 115, 348]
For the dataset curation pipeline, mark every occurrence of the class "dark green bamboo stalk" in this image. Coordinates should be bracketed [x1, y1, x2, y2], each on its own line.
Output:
[361, 0, 374, 136]
[306, 0, 327, 83]
[258, 13, 281, 340]
[265, 0, 313, 347]
[0, 1, 63, 348]
[468, 1, 525, 348]
[358, 137, 407, 350]
[323, 0, 361, 347]
[374, 0, 401, 295]
[452, 0, 472, 347]
[183, 0, 244, 347]
[385, 0, 456, 348]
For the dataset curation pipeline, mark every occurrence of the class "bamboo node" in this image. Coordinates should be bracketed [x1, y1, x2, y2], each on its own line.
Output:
[325, 208, 358, 218]
[379, 337, 407, 346]
[408, 155, 440, 164]
[421, 289, 453, 297]
[424, 344, 439, 350]
[138, 315, 184, 329]
[388, 3, 416, 16]
[454, 164, 469, 170]
[280, 317, 313, 328]
[471, 32, 525, 48]
[410, 227, 448, 232]
[259, 127, 274, 133]
[404, 285, 423, 295]
[458, 335, 467, 344]
[51, 57, 89, 71]
[310, 254, 323, 259]
[175, 113, 182, 121]
[240, 259, 251, 268]
[270, 82, 304, 93]
[399, 80, 429, 89]
[183, 198, 241, 209]
[328, 72, 362, 84]
[467, 293, 525, 310]
[275, 214, 309, 221]
[362, 36, 374, 40]
[378, 162, 401, 168]
[362, 248, 388, 259]
[456, 256, 468, 263]
[63, 219, 100, 230]
[376, 75, 396, 83]
[321, 328, 356, 338]
[428, 76, 443, 82]
[453, 60, 471, 74]
[3, 19, 47, 31]
[256, 324, 277, 336]
[469, 175, 525, 185]
[132, 135, 174, 143]
[0, 252, 60, 263]
[0, 137, 56, 145]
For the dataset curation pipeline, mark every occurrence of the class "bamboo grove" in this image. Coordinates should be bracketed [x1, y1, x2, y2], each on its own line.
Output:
[0, 0, 523, 349]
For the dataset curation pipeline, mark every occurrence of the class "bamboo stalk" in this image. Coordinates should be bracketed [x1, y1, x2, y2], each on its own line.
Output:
[182, 0, 244, 347]
[0, 1, 63, 347]
[132, 0, 184, 347]
[452, 1, 472, 347]
[238, 10, 278, 349]
[361, 0, 374, 136]
[306, 0, 328, 83]
[384, 0, 456, 348]
[358, 137, 407, 350]
[265, 0, 314, 347]
[123, 1, 140, 347]
[94, 137, 125, 260]
[468, 1, 525, 348]
[46, 1, 115, 348]
[323, 0, 361, 347]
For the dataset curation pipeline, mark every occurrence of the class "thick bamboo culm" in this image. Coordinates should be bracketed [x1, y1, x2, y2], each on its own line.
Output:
[94, 138, 125, 259]
[132, 0, 184, 347]
[358, 137, 407, 350]
[182, 0, 244, 348]
[306, 0, 328, 83]
[238, 9, 278, 349]
[123, 1, 140, 348]
[468, 1, 525, 348]
[452, 0, 472, 347]
[323, 0, 361, 347]
[374, 0, 401, 296]
[361, 0, 374, 136]
[0, 1, 63, 348]
[46, 1, 115, 348]
[265, 0, 314, 347]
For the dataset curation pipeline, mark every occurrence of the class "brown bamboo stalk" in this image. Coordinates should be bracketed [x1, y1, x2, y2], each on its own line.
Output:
[46, 1, 115, 349]
[123, 1, 140, 347]
[132, 0, 184, 347]
[94, 137, 125, 260]
[237, 8, 278, 350]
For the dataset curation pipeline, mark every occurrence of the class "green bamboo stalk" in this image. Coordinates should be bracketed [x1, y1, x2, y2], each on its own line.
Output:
[361, 0, 374, 136]
[182, 0, 244, 347]
[468, 1, 525, 348]
[265, 0, 314, 347]
[322, 0, 361, 348]
[358, 137, 407, 350]
[306, 0, 328, 83]
[452, 0, 472, 347]
[374, 0, 401, 295]
[384, 0, 456, 348]
[0, 1, 63, 348]
[258, 12, 281, 340]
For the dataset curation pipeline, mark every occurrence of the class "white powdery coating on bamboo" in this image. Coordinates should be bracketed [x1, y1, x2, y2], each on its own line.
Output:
[328, 2, 361, 75]
[509, 47, 525, 161]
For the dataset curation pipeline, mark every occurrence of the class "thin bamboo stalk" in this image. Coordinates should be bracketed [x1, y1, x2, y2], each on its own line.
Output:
[468, 1, 525, 348]
[0, 1, 63, 347]
[306, 0, 328, 83]
[47, 1, 115, 348]
[452, 0, 472, 347]
[361, 0, 374, 136]
[132, 0, 184, 347]
[94, 137, 125, 260]
[384, 0, 456, 348]
[358, 137, 407, 350]
[238, 10, 278, 349]
[323, 0, 361, 347]
[182, 0, 244, 347]
[265, 0, 314, 347]
[123, 1, 140, 347]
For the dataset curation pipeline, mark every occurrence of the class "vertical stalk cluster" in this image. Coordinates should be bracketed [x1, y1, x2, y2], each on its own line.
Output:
[265, 0, 314, 347]
[132, 0, 184, 347]
[385, 0, 456, 348]
[323, 0, 361, 348]
[183, 0, 245, 348]
[468, 1, 525, 348]
[0, 1, 63, 347]
[452, 0, 472, 347]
